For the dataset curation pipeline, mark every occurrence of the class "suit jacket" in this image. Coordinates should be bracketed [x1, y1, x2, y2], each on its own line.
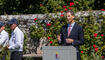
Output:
[59, 22, 84, 51]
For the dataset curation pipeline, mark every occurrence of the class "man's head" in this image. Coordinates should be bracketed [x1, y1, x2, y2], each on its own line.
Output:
[66, 10, 75, 24]
[0, 22, 5, 32]
[8, 18, 18, 30]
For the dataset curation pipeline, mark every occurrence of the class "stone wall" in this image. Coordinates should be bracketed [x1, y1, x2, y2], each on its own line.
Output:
[0, 14, 51, 54]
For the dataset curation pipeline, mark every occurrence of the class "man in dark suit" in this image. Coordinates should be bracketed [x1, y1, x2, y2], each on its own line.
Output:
[57, 10, 84, 60]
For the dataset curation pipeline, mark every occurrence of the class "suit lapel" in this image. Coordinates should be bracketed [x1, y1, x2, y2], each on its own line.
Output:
[65, 25, 68, 37]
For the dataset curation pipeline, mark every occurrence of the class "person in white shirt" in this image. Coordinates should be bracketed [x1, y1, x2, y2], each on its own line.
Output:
[8, 18, 24, 60]
[0, 22, 9, 60]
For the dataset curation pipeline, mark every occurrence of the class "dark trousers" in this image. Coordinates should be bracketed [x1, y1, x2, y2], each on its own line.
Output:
[0, 52, 6, 60]
[10, 51, 23, 60]
[77, 52, 81, 60]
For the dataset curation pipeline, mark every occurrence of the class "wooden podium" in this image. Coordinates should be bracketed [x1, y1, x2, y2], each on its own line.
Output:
[42, 46, 77, 60]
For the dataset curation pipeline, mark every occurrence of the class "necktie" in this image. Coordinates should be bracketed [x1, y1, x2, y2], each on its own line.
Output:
[68, 25, 71, 37]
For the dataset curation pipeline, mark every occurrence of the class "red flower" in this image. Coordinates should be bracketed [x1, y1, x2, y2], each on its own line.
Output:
[46, 24, 51, 27]
[93, 44, 96, 48]
[63, 6, 66, 8]
[61, 11, 63, 13]
[101, 56, 104, 58]
[40, 3, 43, 6]
[101, 34, 104, 37]
[94, 33, 98, 38]
[48, 37, 51, 40]
[95, 48, 98, 52]
[61, 14, 64, 16]
[69, 7, 72, 10]
[34, 18, 37, 21]
[64, 8, 68, 11]
[50, 41, 53, 44]
[101, 9, 105, 11]
[81, 51, 83, 53]
[69, 2, 74, 6]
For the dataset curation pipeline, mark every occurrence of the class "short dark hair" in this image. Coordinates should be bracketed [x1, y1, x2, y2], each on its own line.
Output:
[66, 10, 75, 16]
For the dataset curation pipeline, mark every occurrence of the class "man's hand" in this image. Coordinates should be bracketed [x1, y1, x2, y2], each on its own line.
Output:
[57, 35, 61, 41]
[3, 46, 9, 51]
[66, 38, 74, 43]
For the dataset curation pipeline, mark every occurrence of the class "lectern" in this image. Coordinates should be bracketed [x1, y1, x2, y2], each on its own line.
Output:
[42, 46, 77, 60]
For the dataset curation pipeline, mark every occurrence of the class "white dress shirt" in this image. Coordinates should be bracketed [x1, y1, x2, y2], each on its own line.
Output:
[8, 27, 24, 52]
[0, 30, 9, 51]
[67, 22, 75, 32]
